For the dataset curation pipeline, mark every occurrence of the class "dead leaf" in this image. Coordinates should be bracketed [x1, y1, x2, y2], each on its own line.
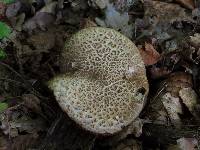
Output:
[80, 18, 97, 29]
[88, 0, 108, 9]
[12, 133, 40, 150]
[181, 34, 200, 64]
[95, 2, 134, 38]
[114, 0, 136, 12]
[5, 1, 21, 18]
[179, 87, 199, 120]
[39, 1, 57, 14]
[147, 72, 195, 126]
[22, 94, 42, 114]
[110, 139, 142, 150]
[23, 2, 57, 32]
[164, 72, 193, 97]
[149, 66, 171, 79]
[190, 33, 200, 47]
[0, 106, 47, 138]
[0, 133, 10, 150]
[0, 2, 6, 19]
[13, 13, 25, 31]
[144, 1, 191, 23]
[23, 12, 55, 32]
[175, 0, 195, 10]
[69, 0, 88, 11]
[167, 72, 193, 86]
[139, 42, 160, 66]
[27, 31, 55, 50]
[161, 92, 183, 125]
[177, 138, 198, 150]
[149, 53, 181, 79]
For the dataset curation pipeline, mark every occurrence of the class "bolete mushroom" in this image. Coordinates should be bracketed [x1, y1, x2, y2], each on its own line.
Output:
[48, 27, 148, 135]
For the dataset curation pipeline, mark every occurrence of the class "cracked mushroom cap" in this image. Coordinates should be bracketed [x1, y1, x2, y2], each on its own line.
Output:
[49, 27, 148, 135]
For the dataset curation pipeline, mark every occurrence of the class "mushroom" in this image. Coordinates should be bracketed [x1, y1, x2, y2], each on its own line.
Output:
[48, 27, 148, 135]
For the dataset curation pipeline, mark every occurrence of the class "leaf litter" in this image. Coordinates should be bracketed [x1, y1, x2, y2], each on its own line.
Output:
[0, 0, 200, 149]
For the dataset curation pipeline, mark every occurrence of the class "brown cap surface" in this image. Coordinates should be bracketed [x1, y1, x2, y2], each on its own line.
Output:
[49, 27, 148, 135]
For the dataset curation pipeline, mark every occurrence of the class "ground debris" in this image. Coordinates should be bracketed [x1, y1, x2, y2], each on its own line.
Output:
[138, 42, 161, 66]
[0, 0, 200, 149]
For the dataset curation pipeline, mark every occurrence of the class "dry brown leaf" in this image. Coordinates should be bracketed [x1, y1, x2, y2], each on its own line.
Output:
[147, 72, 195, 126]
[80, 18, 97, 29]
[190, 33, 200, 47]
[164, 72, 193, 97]
[175, 0, 195, 10]
[139, 42, 160, 66]
[144, 0, 191, 23]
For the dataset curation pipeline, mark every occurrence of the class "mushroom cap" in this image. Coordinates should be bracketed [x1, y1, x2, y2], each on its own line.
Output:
[62, 27, 146, 81]
[49, 27, 148, 135]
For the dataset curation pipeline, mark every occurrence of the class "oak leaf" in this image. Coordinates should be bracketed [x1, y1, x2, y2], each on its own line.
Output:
[139, 42, 160, 66]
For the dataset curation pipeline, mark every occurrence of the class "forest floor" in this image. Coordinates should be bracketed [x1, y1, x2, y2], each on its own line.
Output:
[0, 0, 200, 149]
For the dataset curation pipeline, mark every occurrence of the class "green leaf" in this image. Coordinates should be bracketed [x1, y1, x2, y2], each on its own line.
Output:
[0, 48, 6, 60]
[0, 0, 15, 4]
[0, 102, 8, 112]
[0, 21, 11, 39]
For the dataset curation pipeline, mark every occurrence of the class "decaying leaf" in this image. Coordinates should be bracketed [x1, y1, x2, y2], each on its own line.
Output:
[139, 42, 160, 66]
[0, 106, 47, 138]
[88, 0, 109, 9]
[0, 0, 200, 148]
[27, 31, 55, 50]
[22, 94, 42, 114]
[95, 2, 134, 38]
[164, 72, 193, 96]
[0, 2, 6, 19]
[80, 18, 97, 29]
[161, 92, 183, 125]
[11, 133, 40, 150]
[145, 71, 199, 127]
[13, 13, 25, 31]
[114, 0, 138, 11]
[181, 34, 200, 65]
[5, 1, 21, 18]
[177, 137, 198, 150]
[144, 0, 191, 23]
[69, 0, 88, 11]
[179, 87, 199, 120]
[190, 33, 200, 47]
[175, 0, 195, 10]
[148, 53, 181, 79]
[110, 139, 142, 150]
[0, 133, 10, 150]
[23, 12, 55, 32]
[149, 66, 171, 79]
[158, 72, 200, 125]
[23, 1, 57, 32]
[39, 1, 57, 14]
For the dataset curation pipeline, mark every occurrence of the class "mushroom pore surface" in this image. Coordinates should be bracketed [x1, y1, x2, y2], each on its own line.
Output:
[49, 27, 149, 135]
